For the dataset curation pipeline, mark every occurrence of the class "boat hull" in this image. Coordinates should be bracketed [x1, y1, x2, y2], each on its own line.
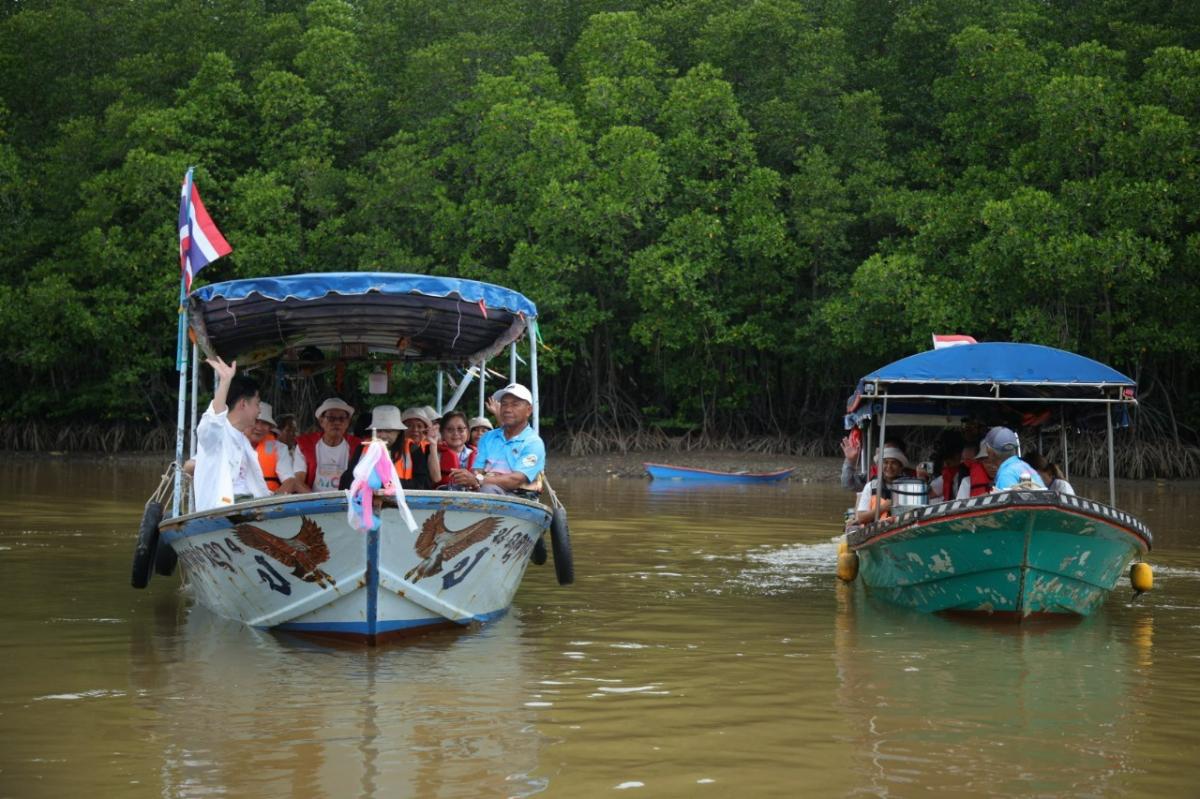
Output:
[643, 463, 794, 483]
[846, 490, 1152, 617]
[159, 491, 550, 643]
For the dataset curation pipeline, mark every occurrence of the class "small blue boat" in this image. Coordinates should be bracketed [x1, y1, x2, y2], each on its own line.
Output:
[644, 462, 795, 483]
[843, 342, 1152, 619]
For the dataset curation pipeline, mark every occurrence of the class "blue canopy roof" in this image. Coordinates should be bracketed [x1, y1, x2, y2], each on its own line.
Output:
[188, 272, 538, 365]
[845, 343, 1136, 428]
[858, 343, 1134, 389]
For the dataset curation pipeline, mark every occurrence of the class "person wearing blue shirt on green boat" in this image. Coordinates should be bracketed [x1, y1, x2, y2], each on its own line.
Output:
[981, 426, 1046, 490]
[449, 383, 544, 500]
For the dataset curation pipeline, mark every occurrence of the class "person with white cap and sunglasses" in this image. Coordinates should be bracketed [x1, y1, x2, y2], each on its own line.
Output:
[450, 383, 544, 499]
[296, 397, 362, 492]
[853, 444, 910, 525]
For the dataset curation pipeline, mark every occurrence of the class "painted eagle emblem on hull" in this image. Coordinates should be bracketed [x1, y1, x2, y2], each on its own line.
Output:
[234, 516, 336, 587]
[404, 510, 500, 582]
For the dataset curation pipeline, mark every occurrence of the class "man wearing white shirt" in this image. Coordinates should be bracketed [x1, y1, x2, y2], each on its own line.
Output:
[193, 356, 271, 511]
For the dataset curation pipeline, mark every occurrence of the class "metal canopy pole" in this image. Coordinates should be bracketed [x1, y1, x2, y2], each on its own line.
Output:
[436, 368, 444, 415]
[530, 328, 540, 431]
[190, 342, 199, 458]
[874, 394, 888, 522]
[509, 342, 518, 384]
[1106, 398, 1117, 505]
[478, 359, 486, 418]
[1060, 408, 1070, 481]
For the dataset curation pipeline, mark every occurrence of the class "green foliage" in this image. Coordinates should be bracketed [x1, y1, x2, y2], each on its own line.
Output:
[1, 0, 1199, 443]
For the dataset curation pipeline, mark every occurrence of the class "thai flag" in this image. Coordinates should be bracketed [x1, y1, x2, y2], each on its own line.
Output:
[178, 169, 232, 291]
[932, 334, 977, 350]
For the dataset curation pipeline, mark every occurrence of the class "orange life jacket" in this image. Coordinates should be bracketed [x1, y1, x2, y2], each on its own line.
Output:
[397, 440, 429, 480]
[256, 436, 280, 489]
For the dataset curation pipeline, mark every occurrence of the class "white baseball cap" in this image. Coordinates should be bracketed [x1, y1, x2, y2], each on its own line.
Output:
[492, 383, 533, 404]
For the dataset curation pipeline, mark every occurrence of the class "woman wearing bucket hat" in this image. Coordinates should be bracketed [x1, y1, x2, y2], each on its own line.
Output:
[468, 415, 493, 448]
[337, 405, 407, 489]
[853, 445, 909, 525]
[296, 397, 361, 492]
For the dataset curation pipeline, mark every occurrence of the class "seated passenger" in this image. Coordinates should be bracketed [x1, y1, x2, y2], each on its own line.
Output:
[248, 401, 304, 494]
[853, 446, 908, 525]
[451, 383, 544, 499]
[397, 407, 442, 490]
[296, 398, 361, 492]
[435, 411, 477, 488]
[955, 443, 992, 499]
[842, 436, 909, 492]
[193, 356, 271, 511]
[980, 427, 1046, 491]
[468, 416, 493, 448]
[1026, 450, 1075, 495]
[338, 405, 405, 489]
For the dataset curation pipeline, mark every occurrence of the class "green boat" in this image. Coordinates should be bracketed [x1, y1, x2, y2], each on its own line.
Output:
[843, 342, 1152, 618]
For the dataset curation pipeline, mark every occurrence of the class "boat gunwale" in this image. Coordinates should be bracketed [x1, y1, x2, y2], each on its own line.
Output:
[161, 489, 550, 529]
[847, 490, 1152, 552]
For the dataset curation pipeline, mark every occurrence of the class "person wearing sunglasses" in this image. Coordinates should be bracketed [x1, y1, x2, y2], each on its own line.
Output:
[296, 398, 362, 492]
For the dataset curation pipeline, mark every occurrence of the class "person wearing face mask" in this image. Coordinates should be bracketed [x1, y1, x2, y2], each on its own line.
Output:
[854, 446, 909, 525]
[435, 411, 478, 488]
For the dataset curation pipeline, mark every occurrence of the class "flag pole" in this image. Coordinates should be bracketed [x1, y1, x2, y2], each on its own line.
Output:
[172, 168, 195, 518]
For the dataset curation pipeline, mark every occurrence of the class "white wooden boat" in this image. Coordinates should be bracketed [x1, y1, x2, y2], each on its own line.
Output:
[133, 272, 572, 644]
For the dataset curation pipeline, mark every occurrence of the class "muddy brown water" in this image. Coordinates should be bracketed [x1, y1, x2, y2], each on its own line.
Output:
[1, 460, 1198, 798]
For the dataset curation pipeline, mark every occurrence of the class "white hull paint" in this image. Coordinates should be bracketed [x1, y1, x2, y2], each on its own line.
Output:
[159, 491, 551, 641]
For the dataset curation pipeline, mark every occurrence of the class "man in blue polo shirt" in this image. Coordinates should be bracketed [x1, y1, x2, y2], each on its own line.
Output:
[449, 383, 544, 499]
[981, 426, 1046, 490]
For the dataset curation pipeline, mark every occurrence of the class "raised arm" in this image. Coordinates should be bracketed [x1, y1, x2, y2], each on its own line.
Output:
[206, 356, 237, 414]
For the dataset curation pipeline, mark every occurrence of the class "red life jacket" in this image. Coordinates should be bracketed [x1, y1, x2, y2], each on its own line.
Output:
[960, 459, 992, 497]
[297, 431, 362, 488]
[941, 465, 957, 501]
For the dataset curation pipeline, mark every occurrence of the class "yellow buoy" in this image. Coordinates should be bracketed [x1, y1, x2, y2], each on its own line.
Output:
[1131, 562, 1153, 593]
[837, 551, 859, 583]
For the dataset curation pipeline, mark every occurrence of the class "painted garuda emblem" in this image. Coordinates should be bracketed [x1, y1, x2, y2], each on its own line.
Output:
[404, 510, 499, 581]
[234, 516, 336, 587]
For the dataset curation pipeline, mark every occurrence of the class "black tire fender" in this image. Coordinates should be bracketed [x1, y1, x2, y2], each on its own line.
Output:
[154, 534, 178, 577]
[131, 501, 164, 589]
[550, 506, 574, 586]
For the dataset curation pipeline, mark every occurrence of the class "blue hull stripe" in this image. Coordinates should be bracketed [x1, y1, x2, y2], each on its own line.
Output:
[276, 608, 509, 635]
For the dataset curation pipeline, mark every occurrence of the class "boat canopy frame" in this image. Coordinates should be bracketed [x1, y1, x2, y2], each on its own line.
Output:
[171, 272, 542, 518]
[845, 343, 1138, 512]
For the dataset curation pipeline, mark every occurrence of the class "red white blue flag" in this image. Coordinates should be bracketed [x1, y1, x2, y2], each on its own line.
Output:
[178, 168, 232, 291]
[932, 334, 977, 350]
